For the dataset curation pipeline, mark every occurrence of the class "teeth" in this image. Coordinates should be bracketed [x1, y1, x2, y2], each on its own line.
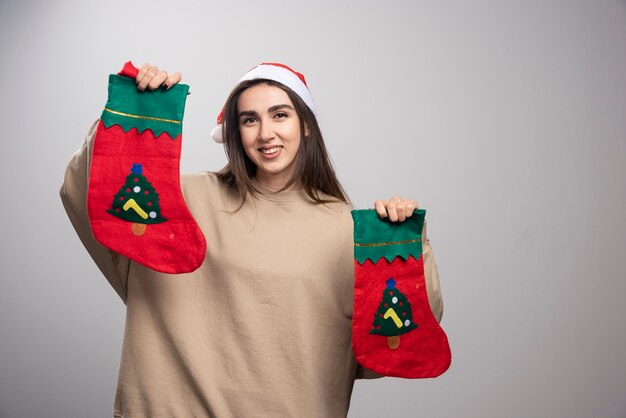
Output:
[261, 146, 281, 155]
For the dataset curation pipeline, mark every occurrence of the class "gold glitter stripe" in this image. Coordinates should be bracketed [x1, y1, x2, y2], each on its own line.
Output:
[354, 238, 419, 247]
[104, 108, 181, 124]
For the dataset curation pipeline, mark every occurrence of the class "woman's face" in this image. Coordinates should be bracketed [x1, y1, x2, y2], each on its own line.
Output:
[237, 83, 302, 190]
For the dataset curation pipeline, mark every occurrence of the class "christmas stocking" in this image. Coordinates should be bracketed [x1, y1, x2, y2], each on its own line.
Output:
[87, 61, 206, 274]
[352, 209, 451, 378]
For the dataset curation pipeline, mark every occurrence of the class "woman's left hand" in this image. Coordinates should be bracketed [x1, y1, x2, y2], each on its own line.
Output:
[374, 196, 419, 222]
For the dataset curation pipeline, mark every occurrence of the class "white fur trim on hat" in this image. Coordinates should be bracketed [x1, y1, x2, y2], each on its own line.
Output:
[211, 125, 223, 143]
[211, 63, 315, 143]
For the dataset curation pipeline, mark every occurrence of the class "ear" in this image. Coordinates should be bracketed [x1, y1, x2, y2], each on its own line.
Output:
[304, 123, 310, 137]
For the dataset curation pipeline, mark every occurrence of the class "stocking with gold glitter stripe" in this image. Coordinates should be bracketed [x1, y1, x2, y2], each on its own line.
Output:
[87, 62, 206, 274]
[352, 209, 451, 378]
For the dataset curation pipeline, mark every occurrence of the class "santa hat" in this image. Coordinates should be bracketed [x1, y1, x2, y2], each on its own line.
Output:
[211, 62, 316, 143]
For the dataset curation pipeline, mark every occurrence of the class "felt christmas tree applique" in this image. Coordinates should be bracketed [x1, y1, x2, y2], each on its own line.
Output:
[370, 278, 418, 350]
[108, 163, 166, 236]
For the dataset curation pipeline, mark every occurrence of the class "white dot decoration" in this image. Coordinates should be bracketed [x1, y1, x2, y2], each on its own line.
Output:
[404, 320, 410, 327]
[133, 186, 141, 193]
[392, 297, 398, 304]
[149, 211, 157, 219]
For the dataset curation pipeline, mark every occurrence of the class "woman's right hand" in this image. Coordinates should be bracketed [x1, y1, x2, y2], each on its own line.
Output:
[136, 63, 182, 91]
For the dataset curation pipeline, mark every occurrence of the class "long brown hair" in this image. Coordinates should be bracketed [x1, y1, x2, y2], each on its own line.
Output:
[216, 79, 349, 206]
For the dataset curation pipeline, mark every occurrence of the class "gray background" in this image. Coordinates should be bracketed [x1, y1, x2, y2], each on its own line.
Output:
[1, 0, 625, 417]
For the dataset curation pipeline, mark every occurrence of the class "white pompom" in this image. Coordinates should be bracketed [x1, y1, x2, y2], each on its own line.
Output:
[211, 124, 224, 143]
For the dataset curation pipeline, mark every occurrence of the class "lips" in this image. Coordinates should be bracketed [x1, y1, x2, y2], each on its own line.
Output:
[258, 145, 283, 159]
[260, 146, 282, 155]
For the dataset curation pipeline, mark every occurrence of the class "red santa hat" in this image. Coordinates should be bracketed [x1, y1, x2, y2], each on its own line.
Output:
[211, 62, 316, 143]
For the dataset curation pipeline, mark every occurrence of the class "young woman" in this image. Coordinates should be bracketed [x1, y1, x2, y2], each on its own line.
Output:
[61, 62, 443, 418]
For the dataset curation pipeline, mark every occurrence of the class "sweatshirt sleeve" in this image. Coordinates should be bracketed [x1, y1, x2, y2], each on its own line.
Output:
[422, 222, 444, 323]
[59, 120, 131, 303]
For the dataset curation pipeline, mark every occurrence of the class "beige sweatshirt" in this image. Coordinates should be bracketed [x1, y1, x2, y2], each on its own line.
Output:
[60, 121, 443, 418]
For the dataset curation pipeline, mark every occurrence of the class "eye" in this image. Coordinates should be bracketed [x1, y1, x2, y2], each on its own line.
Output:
[273, 112, 288, 119]
[240, 116, 257, 125]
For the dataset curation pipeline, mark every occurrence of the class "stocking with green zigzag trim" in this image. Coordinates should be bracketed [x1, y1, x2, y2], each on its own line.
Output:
[352, 209, 451, 378]
[87, 61, 206, 274]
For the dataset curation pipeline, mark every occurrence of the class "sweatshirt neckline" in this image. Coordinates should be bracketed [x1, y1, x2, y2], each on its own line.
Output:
[251, 178, 311, 202]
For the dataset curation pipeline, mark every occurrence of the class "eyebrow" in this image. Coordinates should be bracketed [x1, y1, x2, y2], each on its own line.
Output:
[238, 110, 258, 118]
[268, 104, 294, 113]
[238, 104, 295, 118]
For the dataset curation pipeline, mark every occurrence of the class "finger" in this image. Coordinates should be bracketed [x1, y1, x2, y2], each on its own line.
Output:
[374, 200, 389, 219]
[148, 70, 168, 90]
[137, 65, 159, 91]
[386, 199, 399, 222]
[396, 200, 407, 222]
[136, 63, 154, 88]
[404, 200, 418, 218]
[164, 71, 182, 89]
[136, 63, 150, 84]
[137, 65, 158, 90]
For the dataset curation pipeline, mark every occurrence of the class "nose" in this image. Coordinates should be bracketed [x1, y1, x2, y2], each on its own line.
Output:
[258, 119, 275, 141]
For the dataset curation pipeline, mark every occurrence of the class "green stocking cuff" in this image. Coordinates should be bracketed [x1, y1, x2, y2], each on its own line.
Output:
[352, 209, 426, 264]
[100, 75, 189, 138]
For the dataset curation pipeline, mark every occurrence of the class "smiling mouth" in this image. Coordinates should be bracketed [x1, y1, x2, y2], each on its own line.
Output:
[260, 146, 283, 155]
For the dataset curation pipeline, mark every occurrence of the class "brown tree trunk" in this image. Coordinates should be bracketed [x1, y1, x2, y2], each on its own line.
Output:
[388, 335, 400, 350]
[132, 223, 147, 236]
